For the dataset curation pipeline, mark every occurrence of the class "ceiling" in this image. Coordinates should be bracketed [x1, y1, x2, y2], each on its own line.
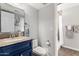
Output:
[28, 3, 51, 10]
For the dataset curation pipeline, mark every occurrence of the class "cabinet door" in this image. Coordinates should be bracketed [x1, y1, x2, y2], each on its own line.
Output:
[1, 11, 15, 32]
[21, 49, 32, 56]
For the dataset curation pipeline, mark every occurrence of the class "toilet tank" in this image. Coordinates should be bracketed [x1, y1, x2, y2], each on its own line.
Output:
[32, 39, 38, 48]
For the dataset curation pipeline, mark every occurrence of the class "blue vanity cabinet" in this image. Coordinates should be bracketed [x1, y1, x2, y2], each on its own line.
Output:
[0, 40, 32, 56]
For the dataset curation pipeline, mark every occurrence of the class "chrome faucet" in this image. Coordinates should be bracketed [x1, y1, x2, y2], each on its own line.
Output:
[10, 33, 15, 38]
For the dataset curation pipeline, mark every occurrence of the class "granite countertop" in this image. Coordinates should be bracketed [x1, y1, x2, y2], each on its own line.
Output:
[0, 36, 32, 47]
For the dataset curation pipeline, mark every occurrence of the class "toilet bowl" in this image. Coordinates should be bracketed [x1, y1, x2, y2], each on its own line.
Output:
[32, 39, 47, 56]
[33, 46, 47, 56]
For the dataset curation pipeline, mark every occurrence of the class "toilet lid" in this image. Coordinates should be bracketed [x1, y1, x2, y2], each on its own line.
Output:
[33, 47, 47, 55]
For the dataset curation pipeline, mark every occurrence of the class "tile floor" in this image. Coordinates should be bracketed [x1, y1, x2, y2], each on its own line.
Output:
[58, 47, 79, 56]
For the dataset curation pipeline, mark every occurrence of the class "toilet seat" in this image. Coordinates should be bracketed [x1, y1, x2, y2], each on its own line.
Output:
[33, 46, 47, 56]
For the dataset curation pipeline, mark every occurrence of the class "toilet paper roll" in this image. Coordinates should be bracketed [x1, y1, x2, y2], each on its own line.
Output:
[46, 41, 50, 46]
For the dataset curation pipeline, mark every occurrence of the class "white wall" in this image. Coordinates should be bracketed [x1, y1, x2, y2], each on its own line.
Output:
[61, 4, 79, 51]
[9, 3, 39, 40]
[38, 4, 56, 56]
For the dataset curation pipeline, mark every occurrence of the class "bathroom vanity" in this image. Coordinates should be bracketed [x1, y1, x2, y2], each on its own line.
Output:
[0, 37, 32, 56]
[0, 3, 32, 56]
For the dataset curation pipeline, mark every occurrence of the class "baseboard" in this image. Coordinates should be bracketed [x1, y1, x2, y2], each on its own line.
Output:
[62, 45, 79, 51]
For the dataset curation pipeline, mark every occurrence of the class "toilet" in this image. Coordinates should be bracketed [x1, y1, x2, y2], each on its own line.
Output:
[32, 39, 47, 56]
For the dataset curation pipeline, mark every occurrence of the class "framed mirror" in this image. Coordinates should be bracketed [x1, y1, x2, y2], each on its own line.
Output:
[0, 3, 26, 37]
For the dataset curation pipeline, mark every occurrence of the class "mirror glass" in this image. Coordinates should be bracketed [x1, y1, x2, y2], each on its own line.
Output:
[0, 3, 25, 37]
[1, 10, 15, 32]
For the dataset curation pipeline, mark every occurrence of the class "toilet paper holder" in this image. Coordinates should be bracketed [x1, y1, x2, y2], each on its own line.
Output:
[46, 40, 51, 46]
